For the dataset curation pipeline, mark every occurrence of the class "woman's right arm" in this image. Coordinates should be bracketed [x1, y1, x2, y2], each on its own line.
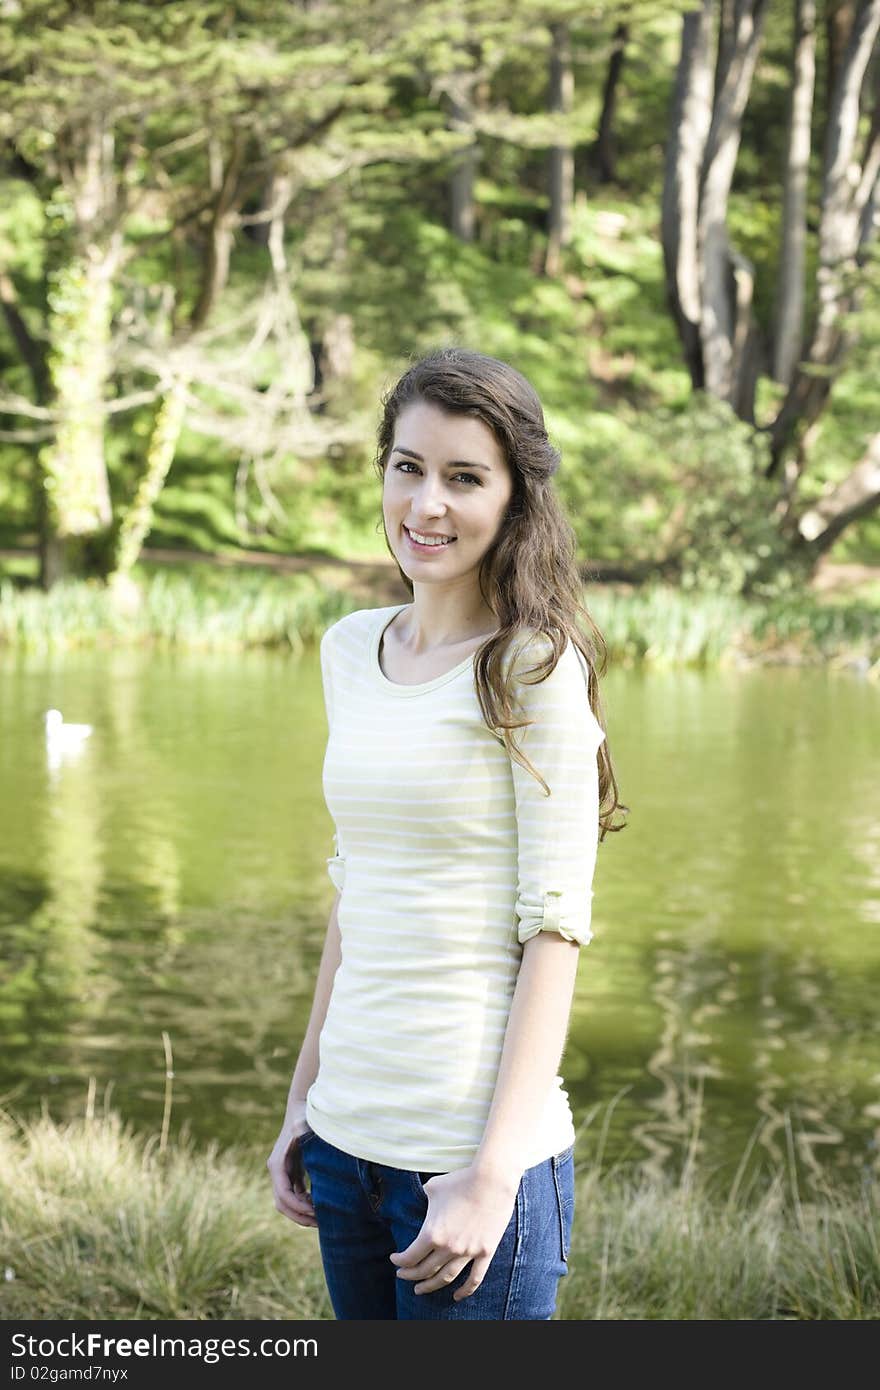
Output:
[266, 890, 343, 1227]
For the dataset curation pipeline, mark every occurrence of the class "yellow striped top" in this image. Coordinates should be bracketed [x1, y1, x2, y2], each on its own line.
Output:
[305, 603, 606, 1172]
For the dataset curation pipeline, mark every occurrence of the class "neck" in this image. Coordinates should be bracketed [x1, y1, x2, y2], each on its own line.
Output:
[400, 584, 498, 651]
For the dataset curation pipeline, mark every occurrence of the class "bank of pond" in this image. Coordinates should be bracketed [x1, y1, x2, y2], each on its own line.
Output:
[0, 564, 878, 671]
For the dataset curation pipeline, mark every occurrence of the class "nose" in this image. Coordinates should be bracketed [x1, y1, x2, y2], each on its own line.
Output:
[411, 474, 450, 519]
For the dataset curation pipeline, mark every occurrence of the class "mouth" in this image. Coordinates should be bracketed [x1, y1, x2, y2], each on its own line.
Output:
[403, 525, 457, 554]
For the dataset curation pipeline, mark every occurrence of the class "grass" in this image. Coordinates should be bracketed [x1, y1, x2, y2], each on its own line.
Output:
[561, 1155, 880, 1320]
[0, 562, 877, 671]
[0, 1106, 331, 1321]
[0, 566, 356, 656]
[1, 1103, 877, 1321]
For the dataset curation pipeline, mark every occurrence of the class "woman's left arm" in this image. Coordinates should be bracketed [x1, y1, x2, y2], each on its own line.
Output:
[474, 929, 581, 1180]
[391, 636, 605, 1300]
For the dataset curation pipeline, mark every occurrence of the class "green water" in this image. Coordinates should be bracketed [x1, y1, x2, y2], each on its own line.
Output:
[1, 645, 878, 1191]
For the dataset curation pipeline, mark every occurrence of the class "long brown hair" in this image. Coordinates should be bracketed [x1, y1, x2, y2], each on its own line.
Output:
[374, 346, 628, 842]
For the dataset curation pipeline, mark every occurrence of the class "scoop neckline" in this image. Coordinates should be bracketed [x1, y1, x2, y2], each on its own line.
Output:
[370, 603, 481, 696]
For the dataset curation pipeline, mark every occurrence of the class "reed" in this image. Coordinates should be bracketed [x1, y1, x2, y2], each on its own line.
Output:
[0, 564, 877, 668]
[1, 1102, 876, 1320]
[0, 569, 353, 655]
[0, 1105, 330, 1321]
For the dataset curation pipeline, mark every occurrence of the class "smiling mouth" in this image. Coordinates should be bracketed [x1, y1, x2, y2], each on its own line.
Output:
[403, 525, 457, 549]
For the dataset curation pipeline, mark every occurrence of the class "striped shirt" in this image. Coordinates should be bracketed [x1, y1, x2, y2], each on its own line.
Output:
[305, 602, 606, 1172]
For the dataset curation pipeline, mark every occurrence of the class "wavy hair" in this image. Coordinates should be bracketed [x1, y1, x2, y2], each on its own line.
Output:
[374, 346, 628, 842]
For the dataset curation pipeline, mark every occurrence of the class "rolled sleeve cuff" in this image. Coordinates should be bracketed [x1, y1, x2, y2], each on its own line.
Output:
[516, 889, 594, 947]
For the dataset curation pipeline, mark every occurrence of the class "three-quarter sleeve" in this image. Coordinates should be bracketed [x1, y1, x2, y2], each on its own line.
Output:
[320, 625, 347, 892]
[507, 634, 605, 947]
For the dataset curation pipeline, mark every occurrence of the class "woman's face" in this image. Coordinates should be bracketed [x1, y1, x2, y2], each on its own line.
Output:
[383, 399, 514, 588]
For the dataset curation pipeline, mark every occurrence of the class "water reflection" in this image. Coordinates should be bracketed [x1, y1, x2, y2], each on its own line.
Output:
[0, 648, 878, 1188]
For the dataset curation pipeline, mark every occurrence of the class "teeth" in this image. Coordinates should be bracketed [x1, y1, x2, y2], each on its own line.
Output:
[408, 528, 452, 546]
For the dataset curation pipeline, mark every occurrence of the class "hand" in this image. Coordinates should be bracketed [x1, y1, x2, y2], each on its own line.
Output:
[266, 1100, 318, 1229]
[390, 1163, 520, 1301]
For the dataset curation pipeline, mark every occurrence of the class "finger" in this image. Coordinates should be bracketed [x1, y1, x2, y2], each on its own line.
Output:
[279, 1171, 314, 1207]
[277, 1204, 318, 1228]
[452, 1254, 491, 1301]
[394, 1252, 448, 1281]
[389, 1232, 435, 1269]
[276, 1204, 318, 1228]
[276, 1193, 317, 1222]
[414, 1257, 471, 1296]
[275, 1189, 317, 1226]
[286, 1189, 315, 1212]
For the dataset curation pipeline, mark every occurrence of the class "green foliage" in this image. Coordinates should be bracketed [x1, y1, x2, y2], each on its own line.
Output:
[638, 396, 796, 598]
[1, 0, 879, 582]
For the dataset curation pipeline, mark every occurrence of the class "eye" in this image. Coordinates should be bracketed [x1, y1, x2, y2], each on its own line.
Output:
[392, 462, 482, 486]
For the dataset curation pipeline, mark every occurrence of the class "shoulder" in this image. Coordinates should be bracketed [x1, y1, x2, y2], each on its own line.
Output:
[504, 629, 605, 745]
[503, 628, 585, 691]
[321, 605, 391, 654]
[321, 605, 407, 678]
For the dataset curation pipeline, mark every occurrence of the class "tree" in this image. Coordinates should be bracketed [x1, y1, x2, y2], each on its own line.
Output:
[662, 0, 768, 417]
[545, 21, 575, 275]
[773, 0, 817, 386]
[590, 17, 630, 184]
[0, 1, 413, 587]
[769, 0, 880, 466]
[661, 0, 880, 576]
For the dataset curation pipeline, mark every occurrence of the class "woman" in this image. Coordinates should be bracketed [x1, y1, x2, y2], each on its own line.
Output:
[267, 347, 626, 1320]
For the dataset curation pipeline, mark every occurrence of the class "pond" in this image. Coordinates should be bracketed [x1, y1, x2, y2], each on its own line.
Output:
[1, 639, 878, 1192]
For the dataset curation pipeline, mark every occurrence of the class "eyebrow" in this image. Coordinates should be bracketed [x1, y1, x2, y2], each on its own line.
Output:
[390, 446, 492, 472]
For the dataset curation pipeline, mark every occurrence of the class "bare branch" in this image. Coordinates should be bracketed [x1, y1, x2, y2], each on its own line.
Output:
[0, 426, 53, 442]
[152, 128, 211, 161]
[189, 133, 246, 332]
[253, 450, 290, 527]
[0, 393, 53, 420]
[105, 385, 169, 414]
[798, 430, 880, 552]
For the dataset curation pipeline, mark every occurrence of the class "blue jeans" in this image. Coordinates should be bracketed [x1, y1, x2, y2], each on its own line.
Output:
[298, 1128, 575, 1320]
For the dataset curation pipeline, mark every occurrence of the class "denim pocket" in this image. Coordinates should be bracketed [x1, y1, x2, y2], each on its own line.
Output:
[551, 1146, 575, 1263]
[410, 1169, 445, 1198]
[285, 1126, 318, 1189]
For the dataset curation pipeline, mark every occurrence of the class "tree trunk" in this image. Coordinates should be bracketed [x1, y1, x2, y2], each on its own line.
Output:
[826, 0, 857, 113]
[697, 0, 767, 410]
[448, 84, 478, 243]
[661, 0, 715, 389]
[545, 21, 575, 276]
[38, 239, 121, 586]
[769, 0, 880, 469]
[591, 21, 628, 184]
[190, 136, 244, 333]
[36, 111, 125, 588]
[797, 430, 880, 554]
[773, 0, 817, 385]
[111, 378, 189, 582]
[446, 44, 491, 245]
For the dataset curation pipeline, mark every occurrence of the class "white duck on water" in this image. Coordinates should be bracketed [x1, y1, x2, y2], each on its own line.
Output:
[45, 709, 93, 772]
